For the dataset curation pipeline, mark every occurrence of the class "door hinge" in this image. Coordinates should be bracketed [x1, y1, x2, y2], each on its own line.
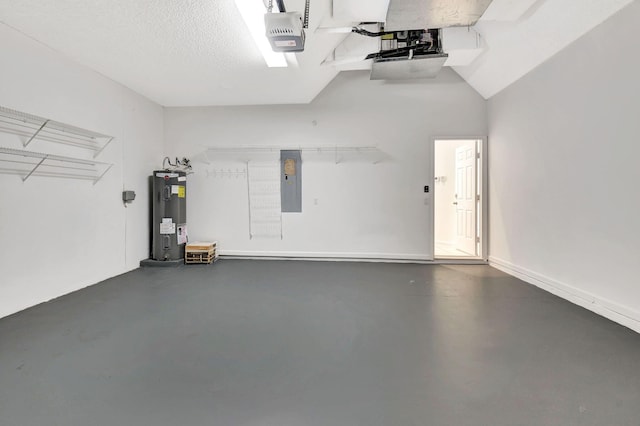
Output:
[476, 152, 480, 159]
[476, 236, 480, 243]
[476, 194, 480, 201]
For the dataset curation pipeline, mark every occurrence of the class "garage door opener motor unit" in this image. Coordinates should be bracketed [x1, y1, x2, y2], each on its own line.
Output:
[264, 0, 310, 52]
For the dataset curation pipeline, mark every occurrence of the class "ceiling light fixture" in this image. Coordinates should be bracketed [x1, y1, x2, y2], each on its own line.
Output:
[234, 0, 288, 68]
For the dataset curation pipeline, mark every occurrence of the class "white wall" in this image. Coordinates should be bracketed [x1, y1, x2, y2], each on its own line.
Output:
[165, 69, 487, 260]
[0, 24, 164, 318]
[488, 2, 640, 332]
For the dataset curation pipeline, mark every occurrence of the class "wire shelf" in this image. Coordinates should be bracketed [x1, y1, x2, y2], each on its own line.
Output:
[0, 106, 114, 158]
[0, 147, 113, 184]
[203, 145, 388, 164]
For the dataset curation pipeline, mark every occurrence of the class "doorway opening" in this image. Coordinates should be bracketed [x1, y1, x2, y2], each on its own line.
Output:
[433, 138, 485, 259]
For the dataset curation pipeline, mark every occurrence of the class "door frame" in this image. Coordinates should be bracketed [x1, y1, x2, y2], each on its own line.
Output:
[430, 136, 488, 261]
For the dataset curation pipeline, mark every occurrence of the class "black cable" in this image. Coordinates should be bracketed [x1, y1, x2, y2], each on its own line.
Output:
[275, 0, 286, 12]
[365, 45, 439, 61]
[352, 27, 398, 37]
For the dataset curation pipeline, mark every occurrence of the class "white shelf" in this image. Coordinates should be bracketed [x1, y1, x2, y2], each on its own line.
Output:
[0, 147, 113, 184]
[202, 145, 388, 164]
[0, 106, 114, 158]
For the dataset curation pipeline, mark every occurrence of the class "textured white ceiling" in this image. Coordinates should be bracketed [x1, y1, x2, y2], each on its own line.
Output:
[0, 0, 355, 106]
[0, 0, 634, 105]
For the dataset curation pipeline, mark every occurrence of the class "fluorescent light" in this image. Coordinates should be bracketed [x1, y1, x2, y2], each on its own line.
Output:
[234, 0, 288, 68]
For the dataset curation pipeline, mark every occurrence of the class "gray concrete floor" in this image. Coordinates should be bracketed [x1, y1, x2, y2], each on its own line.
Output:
[1, 260, 640, 426]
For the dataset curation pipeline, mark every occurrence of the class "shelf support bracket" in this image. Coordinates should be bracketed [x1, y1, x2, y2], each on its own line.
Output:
[93, 136, 114, 158]
[93, 164, 113, 185]
[24, 120, 50, 148]
[23, 155, 48, 181]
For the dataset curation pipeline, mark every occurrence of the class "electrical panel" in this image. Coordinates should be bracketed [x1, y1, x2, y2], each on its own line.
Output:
[281, 150, 302, 212]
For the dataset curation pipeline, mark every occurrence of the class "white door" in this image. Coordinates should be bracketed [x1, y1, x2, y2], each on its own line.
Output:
[454, 144, 477, 255]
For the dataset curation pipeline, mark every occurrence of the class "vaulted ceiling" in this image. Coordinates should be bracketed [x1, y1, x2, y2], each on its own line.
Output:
[0, 0, 633, 106]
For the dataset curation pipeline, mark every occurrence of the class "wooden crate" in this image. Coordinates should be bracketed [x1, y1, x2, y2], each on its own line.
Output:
[185, 241, 218, 264]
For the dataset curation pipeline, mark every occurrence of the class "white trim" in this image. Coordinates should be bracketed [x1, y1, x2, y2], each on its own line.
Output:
[221, 256, 431, 264]
[431, 136, 488, 261]
[220, 250, 431, 262]
[220, 253, 487, 265]
[489, 256, 640, 334]
[480, 137, 488, 261]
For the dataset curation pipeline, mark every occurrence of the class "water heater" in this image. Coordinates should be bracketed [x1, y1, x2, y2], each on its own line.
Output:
[151, 170, 187, 261]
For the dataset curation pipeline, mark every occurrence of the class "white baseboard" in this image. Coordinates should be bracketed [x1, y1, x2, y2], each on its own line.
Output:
[219, 250, 432, 263]
[489, 256, 640, 334]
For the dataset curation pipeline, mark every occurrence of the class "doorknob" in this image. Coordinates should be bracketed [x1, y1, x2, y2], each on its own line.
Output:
[453, 202, 458, 205]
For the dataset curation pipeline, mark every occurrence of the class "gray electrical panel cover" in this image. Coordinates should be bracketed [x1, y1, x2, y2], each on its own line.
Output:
[151, 170, 187, 260]
[281, 150, 302, 212]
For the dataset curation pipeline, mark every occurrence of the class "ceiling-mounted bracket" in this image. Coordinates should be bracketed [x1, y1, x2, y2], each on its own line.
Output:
[385, 0, 494, 31]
